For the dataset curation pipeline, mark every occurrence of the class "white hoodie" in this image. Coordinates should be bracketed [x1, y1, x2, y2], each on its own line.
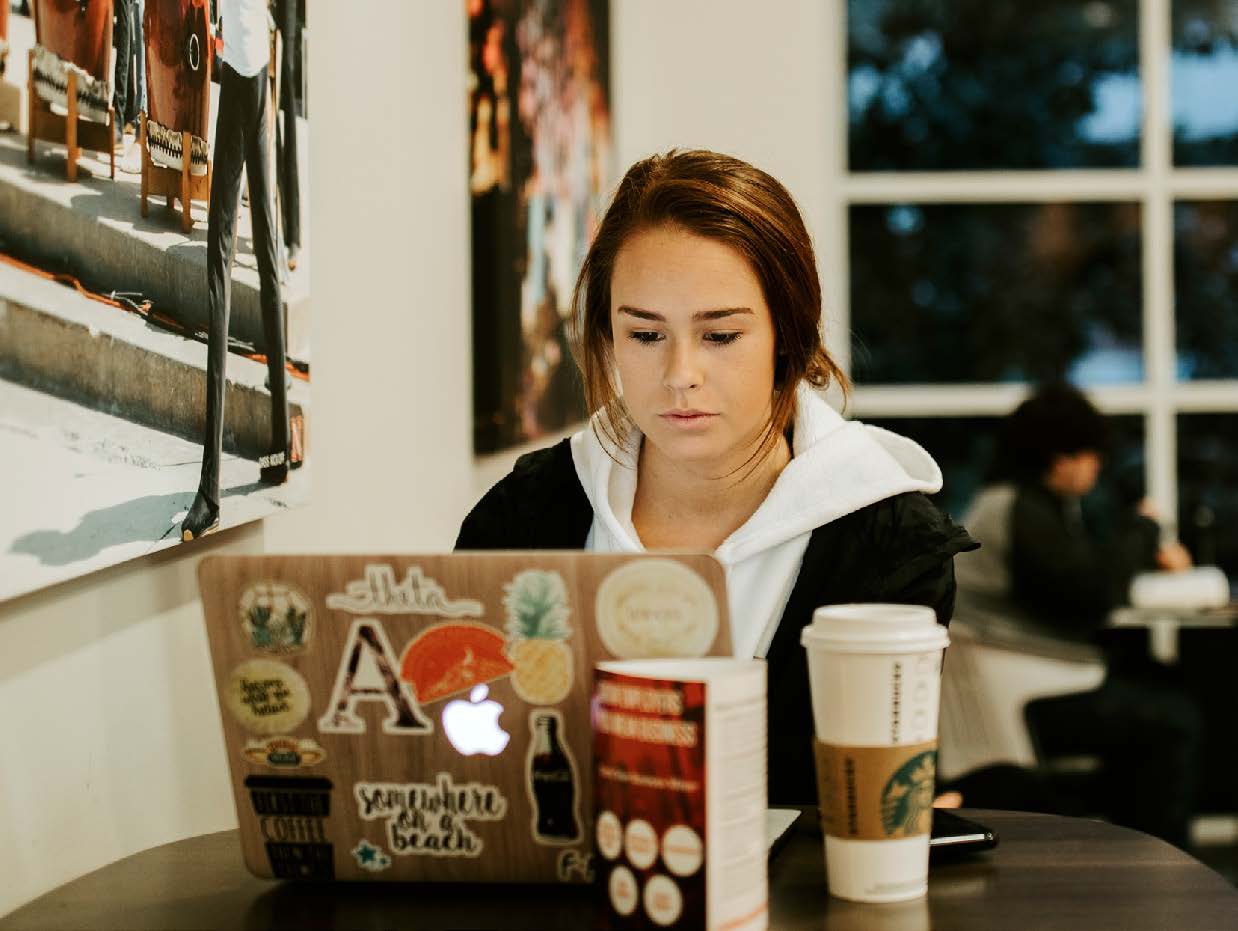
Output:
[570, 384, 945, 659]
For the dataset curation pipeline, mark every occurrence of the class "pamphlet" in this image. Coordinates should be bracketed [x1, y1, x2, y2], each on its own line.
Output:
[593, 658, 767, 931]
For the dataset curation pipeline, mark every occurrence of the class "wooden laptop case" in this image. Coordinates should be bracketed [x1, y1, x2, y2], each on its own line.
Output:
[197, 552, 732, 883]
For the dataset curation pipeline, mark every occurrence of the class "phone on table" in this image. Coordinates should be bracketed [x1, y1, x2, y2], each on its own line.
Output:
[771, 808, 999, 859]
[929, 809, 999, 855]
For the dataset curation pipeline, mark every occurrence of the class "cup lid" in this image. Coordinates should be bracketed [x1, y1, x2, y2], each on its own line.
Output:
[801, 603, 948, 653]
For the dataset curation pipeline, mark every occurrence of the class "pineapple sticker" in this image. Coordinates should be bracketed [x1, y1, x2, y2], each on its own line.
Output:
[503, 569, 573, 705]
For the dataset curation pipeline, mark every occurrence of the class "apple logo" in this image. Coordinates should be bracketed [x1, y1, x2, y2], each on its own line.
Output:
[442, 684, 510, 756]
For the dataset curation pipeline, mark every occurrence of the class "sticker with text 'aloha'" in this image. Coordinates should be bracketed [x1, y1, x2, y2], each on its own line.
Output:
[243, 735, 327, 769]
[354, 773, 507, 857]
[226, 658, 311, 735]
[239, 581, 313, 654]
[325, 564, 483, 617]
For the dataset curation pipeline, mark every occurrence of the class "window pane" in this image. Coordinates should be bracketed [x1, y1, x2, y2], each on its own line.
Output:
[863, 414, 1146, 526]
[1174, 201, 1238, 379]
[848, 0, 1141, 171]
[1173, 0, 1238, 165]
[850, 203, 1143, 385]
[1177, 414, 1238, 578]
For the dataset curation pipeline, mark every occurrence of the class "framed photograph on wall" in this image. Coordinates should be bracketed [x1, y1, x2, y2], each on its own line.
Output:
[468, 0, 612, 454]
[0, 0, 312, 602]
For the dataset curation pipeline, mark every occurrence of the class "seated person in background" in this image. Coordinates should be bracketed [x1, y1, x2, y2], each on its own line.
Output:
[456, 149, 977, 806]
[955, 383, 1201, 847]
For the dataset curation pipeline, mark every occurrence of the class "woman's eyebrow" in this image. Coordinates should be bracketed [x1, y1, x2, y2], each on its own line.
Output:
[616, 306, 754, 321]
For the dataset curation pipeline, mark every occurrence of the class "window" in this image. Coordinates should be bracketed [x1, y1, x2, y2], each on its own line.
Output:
[836, 0, 1238, 538]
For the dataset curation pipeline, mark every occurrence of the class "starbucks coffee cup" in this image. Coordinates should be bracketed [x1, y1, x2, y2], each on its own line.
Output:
[800, 604, 949, 904]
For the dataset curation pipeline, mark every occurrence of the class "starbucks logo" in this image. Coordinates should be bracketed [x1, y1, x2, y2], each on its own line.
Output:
[881, 750, 936, 837]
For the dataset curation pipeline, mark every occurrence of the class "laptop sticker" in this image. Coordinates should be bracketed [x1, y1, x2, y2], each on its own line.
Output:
[239, 581, 313, 654]
[351, 839, 392, 873]
[243, 736, 327, 770]
[503, 570, 573, 705]
[354, 773, 508, 857]
[245, 775, 335, 879]
[318, 618, 433, 735]
[594, 560, 719, 659]
[399, 622, 514, 705]
[557, 849, 596, 883]
[325, 564, 483, 618]
[226, 659, 311, 735]
[526, 708, 583, 845]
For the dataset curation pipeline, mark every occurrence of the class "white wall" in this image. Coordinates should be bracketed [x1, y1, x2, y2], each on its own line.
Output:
[0, 0, 828, 914]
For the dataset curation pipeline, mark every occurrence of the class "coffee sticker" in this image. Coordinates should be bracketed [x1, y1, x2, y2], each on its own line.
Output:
[226, 659, 311, 735]
[245, 775, 334, 879]
[595, 560, 718, 659]
[239, 581, 313, 654]
[813, 739, 938, 841]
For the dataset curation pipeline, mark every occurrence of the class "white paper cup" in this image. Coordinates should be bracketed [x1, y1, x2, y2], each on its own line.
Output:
[800, 604, 949, 904]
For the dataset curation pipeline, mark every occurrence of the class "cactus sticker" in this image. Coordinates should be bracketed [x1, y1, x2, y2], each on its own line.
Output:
[881, 750, 937, 837]
[240, 581, 313, 654]
[503, 570, 573, 705]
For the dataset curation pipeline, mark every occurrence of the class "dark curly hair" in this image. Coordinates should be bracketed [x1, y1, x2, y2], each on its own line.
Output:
[989, 382, 1112, 483]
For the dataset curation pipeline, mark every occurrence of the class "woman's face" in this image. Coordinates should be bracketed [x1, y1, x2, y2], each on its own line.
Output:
[609, 224, 779, 474]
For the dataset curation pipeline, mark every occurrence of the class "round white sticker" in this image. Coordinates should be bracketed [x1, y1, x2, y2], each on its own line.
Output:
[643, 874, 683, 927]
[661, 824, 703, 877]
[595, 560, 719, 659]
[597, 810, 623, 861]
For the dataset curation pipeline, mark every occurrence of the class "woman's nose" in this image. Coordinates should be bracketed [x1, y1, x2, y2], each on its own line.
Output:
[664, 340, 703, 391]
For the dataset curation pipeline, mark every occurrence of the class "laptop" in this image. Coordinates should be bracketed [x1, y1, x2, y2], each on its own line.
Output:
[197, 552, 732, 883]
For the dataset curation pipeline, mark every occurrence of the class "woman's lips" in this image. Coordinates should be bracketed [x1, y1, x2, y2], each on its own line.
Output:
[660, 411, 717, 427]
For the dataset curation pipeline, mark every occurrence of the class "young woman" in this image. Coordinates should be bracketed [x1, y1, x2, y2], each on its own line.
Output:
[457, 149, 977, 804]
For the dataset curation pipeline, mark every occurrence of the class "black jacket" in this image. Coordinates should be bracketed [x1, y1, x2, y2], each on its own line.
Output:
[456, 439, 978, 804]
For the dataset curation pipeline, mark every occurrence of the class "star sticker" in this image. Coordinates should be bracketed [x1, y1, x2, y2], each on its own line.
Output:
[351, 839, 391, 872]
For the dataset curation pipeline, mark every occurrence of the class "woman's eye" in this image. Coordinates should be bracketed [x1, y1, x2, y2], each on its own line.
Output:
[704, 332, 741, 345]
[629, 331, 663, 344]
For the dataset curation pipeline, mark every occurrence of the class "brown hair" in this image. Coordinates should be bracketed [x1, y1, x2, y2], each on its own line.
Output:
[569, 148, 850, 473]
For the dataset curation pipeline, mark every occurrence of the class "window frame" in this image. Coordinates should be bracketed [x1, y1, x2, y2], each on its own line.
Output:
[828, 0, 1238, 530]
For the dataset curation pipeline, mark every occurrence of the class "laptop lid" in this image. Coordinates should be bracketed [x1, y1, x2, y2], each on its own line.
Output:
[197, 552, 732, 883]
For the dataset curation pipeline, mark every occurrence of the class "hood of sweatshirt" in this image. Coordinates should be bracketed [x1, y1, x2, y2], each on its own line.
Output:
[570, 382, 944, 565]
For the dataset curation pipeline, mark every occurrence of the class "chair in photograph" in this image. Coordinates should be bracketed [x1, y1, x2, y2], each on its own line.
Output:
[0, 0, 21, 130]
[938, 605, 1107, 781]
[140, 0, 212, 233]
[26, 0, 115, 182]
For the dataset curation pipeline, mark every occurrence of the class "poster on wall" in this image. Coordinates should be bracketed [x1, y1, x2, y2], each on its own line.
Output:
[468, 0, 612, 454]
[0, 0, 311, 603]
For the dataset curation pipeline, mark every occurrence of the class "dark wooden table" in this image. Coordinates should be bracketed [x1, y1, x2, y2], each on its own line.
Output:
[3, 810, 1235, 930]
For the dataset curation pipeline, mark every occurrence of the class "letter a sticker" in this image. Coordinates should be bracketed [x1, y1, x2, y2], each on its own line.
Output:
[318, 618, 432, 735]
